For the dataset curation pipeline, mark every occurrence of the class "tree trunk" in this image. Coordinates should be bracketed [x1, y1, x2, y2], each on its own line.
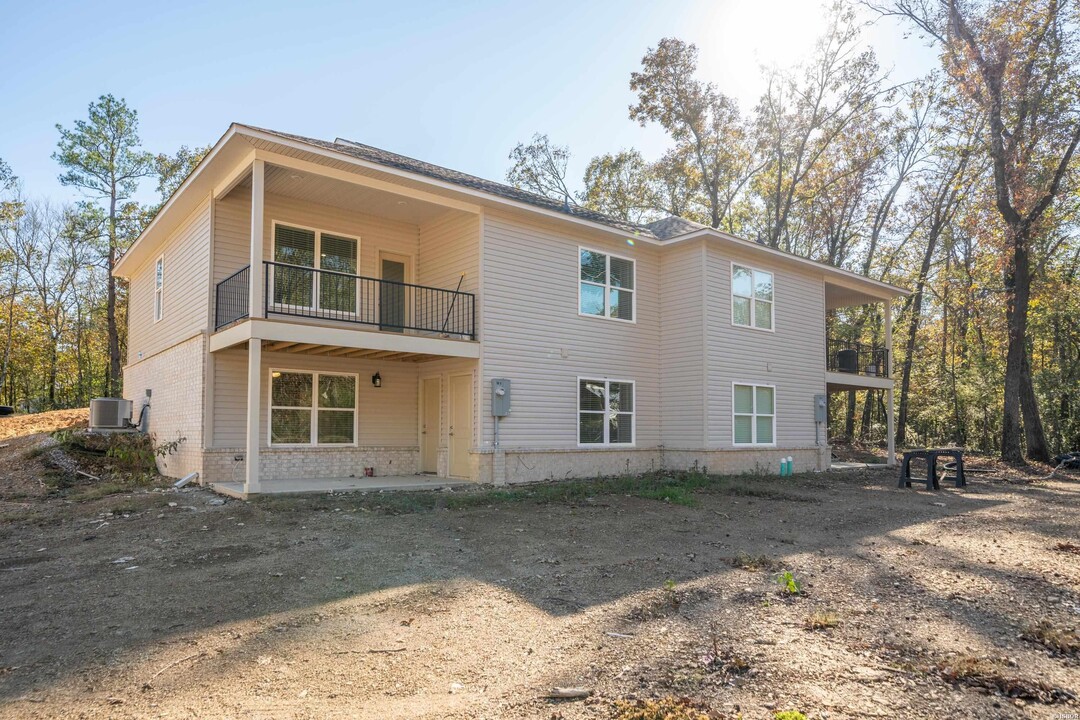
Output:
[0, 262, 18, 405]
[1001, 226, 1031, 462]
[107, 191, 121, 396]
[1020, 348, 1051, 461]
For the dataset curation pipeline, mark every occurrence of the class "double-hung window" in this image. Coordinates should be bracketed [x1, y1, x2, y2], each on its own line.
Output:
[733, 383, 775, 445]
[270, 370, 357, 445]
[578, 378, 635, 445]
[271, 223, 359, 316]
[153, 255, 164, 323]
[579, 248, 635, 321]
[732, 264, 773, 330]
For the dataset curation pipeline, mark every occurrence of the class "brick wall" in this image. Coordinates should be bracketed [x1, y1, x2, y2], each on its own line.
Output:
[203, 446, 419, 483]
[122, 334, 206, 479]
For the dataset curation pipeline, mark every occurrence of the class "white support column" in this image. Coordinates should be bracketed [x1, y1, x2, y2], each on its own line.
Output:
[885, 299, 896, 467]
[244, 340, 261, 495]
[249, 159, 265, 320]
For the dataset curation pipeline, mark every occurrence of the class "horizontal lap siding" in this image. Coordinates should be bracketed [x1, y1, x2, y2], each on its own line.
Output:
[212, 188, 421, 288]
[127, 198, 211, 362]
[705, 245, 826, 448]
[263, 194, 418, 277]
[417, 212, 479, 295]
[480, 210, 661, 449]
[660, 241, 706, 448]
[214, 188, 250, 284]
[211, 348, 419, 448]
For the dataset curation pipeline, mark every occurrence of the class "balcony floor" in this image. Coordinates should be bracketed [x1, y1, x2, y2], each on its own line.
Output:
[825, 370, 893, 391]
[209, 317, 480, 361]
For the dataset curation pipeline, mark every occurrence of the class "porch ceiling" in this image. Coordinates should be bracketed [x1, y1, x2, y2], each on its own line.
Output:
[229, 164, 458, 225]
[260, 339, 448, 363]
[825, 281, 891, 310]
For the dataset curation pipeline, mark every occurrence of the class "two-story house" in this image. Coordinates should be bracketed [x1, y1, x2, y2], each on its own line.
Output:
[113, 124, 908, 497]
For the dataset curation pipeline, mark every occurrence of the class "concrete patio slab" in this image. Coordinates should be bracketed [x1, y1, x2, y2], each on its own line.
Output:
[212, 475, 471, 499]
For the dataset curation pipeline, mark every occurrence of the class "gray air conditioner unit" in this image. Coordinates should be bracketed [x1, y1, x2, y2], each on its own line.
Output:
[89, 398, 133, 431]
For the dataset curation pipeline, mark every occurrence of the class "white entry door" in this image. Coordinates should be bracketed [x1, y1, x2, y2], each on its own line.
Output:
[449, 374, 472, 478]
[420, 377, 440, 474]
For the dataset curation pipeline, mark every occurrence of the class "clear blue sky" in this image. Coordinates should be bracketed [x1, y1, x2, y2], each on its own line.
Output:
[0, 0, 933, 205]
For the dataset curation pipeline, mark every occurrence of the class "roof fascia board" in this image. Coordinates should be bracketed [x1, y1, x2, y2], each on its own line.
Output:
[114, 124, 243, 276]
[212, 148, 257, 199]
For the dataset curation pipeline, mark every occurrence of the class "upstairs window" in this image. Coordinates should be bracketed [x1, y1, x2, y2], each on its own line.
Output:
[732, 264, 773, 330]
[578, 378, 635, 445]
[579, 248, 635, 321]
[733, 383, 775, 445]
[271, 223, 359, 315]
[154, 255, 164, 323]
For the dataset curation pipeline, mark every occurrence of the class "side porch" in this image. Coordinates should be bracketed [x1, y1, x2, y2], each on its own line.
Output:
[205, 327, 480, 498]
[824, 278, 899, 467]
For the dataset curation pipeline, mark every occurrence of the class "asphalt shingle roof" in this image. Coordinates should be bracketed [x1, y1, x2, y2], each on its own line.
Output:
[248, 126, 662, 240]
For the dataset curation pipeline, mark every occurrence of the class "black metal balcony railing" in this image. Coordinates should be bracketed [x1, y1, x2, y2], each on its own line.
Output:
[212, 262, 476, 339]
[214, 266, 250, 330]
[827, 338, 890, 378]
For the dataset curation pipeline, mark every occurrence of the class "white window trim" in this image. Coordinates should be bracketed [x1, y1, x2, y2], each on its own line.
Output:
[577, 246, 637, 324]
[153, 254, 164, 323]
[731, 381, 777, 447]
[731, 262, 775, 333]
[576, 376, 636, 447]
[268, 368, 359, 447]
[269, 220, 362, 315]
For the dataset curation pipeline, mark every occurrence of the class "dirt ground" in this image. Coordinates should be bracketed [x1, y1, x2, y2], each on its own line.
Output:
[0, 421, 1078, 719]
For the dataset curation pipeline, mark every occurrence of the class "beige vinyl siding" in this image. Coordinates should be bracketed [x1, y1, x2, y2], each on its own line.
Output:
[213, 186, 251, 284]
[211, 348, 419, 448]
[659, 240, 706, 448]
[479, 209, 661, 449]
[416, 212, 479, 296]
[212, 189, 421, 290]
[127, 198, 211, 363]
[704, 244, 827, 449]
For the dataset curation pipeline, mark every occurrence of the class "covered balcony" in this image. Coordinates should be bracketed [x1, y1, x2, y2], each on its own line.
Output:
[214, 261, 475, 339]
[824, 278, 899, 466]
[206, 149, 482, 495]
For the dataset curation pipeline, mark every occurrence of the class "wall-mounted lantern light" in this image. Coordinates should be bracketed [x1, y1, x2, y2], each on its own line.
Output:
[372, 372, 382, 388]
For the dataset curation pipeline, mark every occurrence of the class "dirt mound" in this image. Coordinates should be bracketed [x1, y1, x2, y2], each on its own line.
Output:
[0, 407, 87, 441]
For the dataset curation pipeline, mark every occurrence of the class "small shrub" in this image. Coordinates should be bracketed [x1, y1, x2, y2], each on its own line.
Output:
[935, 655, 1075, 703]
[805, 610, 839, 630]
[726, 552, 779, 571]
[774, 570, 803, 596]
[612, 696, 711, 720]
[1023, 620, 1079, 657]
[105, 433, 173, 472]
[774, 712, 808, 720]
[663, 578, 679, 604]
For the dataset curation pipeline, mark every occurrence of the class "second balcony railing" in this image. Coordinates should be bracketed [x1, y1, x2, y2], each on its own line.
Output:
[263, 261, 475, 339]
[827, 338, 890, 378]
[213, 263, 476, 339]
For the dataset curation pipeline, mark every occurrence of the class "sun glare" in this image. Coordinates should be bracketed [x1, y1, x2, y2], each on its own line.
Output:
[700, 0, 830, 104]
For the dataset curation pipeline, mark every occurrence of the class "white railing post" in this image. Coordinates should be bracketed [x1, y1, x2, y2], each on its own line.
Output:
[885, 299, 896, 466]
[244, 339, 261, 495]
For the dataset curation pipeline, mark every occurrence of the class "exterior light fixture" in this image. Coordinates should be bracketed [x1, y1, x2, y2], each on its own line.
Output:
[372, 372, 382, 388]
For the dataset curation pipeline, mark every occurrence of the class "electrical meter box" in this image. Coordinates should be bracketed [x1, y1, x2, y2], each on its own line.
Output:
[813, 394, 827, 422]
[491, 378, 512, 417]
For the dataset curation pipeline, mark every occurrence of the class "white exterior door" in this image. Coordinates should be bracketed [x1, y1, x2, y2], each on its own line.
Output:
[420, 377, 440, 473]
[449, 374, 472, 478]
